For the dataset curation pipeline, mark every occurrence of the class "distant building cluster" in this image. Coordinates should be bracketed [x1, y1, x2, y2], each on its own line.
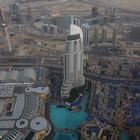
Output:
[87, 58, 140, 80]
[91, 82, 122, 122]
[88, 82, 140, 129]
[34, 16, 90, 48]
[90, 24, 121, 46]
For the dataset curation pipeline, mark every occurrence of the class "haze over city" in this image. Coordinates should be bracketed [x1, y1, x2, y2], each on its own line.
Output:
[0, 0, 139, 140]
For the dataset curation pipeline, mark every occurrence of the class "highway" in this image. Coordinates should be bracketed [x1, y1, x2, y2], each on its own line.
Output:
[0, 56, 140, 88]
[85, 72, 140, 88]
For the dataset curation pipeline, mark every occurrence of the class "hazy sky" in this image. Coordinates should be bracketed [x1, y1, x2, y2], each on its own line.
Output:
[98, 0, 140, 11]
[0, 0, 139, 12]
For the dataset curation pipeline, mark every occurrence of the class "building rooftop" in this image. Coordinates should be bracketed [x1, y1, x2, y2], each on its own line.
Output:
[30, 117, 49, 132]
[0, 120, 15, 129]
[16, 119, 29, 129]
[0, 85, 14, 97]
[0, 67, 37, 84]
[25, 86, 50, 94]
[12, 94, 25, 119]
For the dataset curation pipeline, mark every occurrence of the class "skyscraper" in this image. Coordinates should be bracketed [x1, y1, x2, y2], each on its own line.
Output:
[9, 3, 20, 15]
[112, 25, 117, 45]
[61, 24, 84, 98]
[73, 18, 80, 27]
[82, 23, 90, 48]
[101, 26, 107, 42]
[9, 3, 21, 22]
[92, 6, 98, 17]
[94, 25, 99, 47]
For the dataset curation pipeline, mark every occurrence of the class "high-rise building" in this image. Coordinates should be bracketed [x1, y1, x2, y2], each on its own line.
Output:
[26, 6, 32, 20]
[61, 24, 84, 98]
[9, 3, 20, 15]
[110, 7, 116, 17]
[112, 26, 117, 45]
[42, 24, 49, 33]
[92, 6, 98, 17]
[101, 26, 107, 42]
[50, 24, 58, 35]
[73, 18, 81, 26]
[104, 8, 109, 16]
[94, 25, 99, 47]
[9, 3, 21, 22]
[82, 23, 90, 48]
[104, 8, 110, 25]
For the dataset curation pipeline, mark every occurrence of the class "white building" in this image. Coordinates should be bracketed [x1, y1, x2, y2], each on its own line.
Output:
[61, 24, 85, 98]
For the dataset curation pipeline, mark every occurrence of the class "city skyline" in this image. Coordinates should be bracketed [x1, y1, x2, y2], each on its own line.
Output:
[0, 0, 139, 140]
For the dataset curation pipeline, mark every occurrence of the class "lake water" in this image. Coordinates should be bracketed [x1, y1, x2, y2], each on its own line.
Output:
[50, 94, 88, 140]
[50, 94, 130, 140]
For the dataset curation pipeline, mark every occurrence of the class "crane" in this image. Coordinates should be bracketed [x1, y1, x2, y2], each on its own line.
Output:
[0, 8, 12, 52]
